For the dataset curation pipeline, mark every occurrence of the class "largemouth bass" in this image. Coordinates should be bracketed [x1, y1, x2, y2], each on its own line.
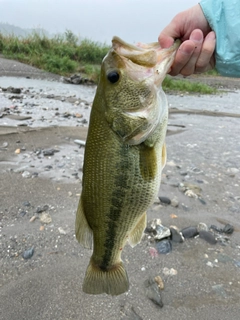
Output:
[75, 36, 179, 295]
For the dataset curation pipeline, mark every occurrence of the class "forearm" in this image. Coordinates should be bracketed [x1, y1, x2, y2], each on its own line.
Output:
[200, 0, 240, 77]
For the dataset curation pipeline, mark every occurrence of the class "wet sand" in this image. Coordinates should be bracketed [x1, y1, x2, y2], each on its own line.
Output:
[0, 58, 240, 320]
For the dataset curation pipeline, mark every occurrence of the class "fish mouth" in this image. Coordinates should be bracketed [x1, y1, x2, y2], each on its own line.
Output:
[112, 36, 180, 85]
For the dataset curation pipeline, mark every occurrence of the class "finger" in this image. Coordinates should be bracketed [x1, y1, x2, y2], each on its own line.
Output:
[158, 21, 180, 48]
[168, 40, 195, 76]
[195, 31, 216, 73]
[179, 29, 204, 76]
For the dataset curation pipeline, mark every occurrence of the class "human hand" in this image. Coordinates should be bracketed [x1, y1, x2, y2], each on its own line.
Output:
[158, 4, 216, 76]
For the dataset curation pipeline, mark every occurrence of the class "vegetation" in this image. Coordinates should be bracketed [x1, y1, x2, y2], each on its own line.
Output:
[0, 30, 110, 77]
[163, 76, 217, 94]
[0, 30, 217, 93]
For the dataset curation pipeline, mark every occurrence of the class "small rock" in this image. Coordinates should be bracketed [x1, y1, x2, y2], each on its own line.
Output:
[181, 226, 199, 239]
[154, 224, 171, 240]
[44, 165, 53, 170]
[159, 196, 171, 205]
[170, 227, 183, 243]
[68, 191, 73, 197]
[199, 230, 217, 244]
[170, 214, 178, 219]
[43, 149, 55, 156]
[22, 171, 31, 178]
[185, 189, 198, 198]
[29, 216, 37, 223]
[144, 278, 163, 308]
[163, 267, 177, 276]
[74, 139, 86, 146]
[58, 227, 67, 235]
[23, 201, 31, 207]
[206, 261, 214, 267]
[197, 222, 209, 232]
[210, 225, 223, 233]
[170, 197, 179, 207]
[156, 240, 172, 254]
[154, 276, 164, 290]
[222, 224, 234, 234]
[36, 205, 49, 213]
[40, 212, 52, 224]
[2, 142, 8, 148]
[22, 247, 34, 259]
[15, 148, 21, 154]
[40, 225, 45, 231]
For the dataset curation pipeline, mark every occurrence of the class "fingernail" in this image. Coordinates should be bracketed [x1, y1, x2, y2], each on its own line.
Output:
[206, 31, 216, 40]
[190, 32, 203, 42]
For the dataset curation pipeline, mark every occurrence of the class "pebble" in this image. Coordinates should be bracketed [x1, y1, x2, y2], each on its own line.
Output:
[23, 201, 31, 207]
[144, 278, 163, 308]
[39, 225, 45, 231]
[206, 261, 214, 268]
[181, 226, 199, 239]
[197, 222, 209, 232]
[154, 224, 171, 240]
[15, 148, 21, 154]
[156, 240, 172, 254]
[36, 205, 49, 213]
[74, 139, 86, 146]
[58, 227, 67, 235]
[222, 224, 234, 234]
[22, 247, 34, 259]
[170, 227, 184, 243]
[159, 196, 171, 205]
[43, 149, 56, 157]
[40, 212, 52, 224]
[22, 171, 31, 178]
[199, 230, 217, 244]
[154, 276, 164, 290]
[29, 216, 37, 222]
[170, 197, 179, 207]
[185, 189, 198, 198]
[163, 267, 177, 276]
[2, 142, 8, 148]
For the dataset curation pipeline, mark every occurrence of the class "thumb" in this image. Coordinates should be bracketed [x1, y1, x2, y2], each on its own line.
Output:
[158, 33, 174, 48]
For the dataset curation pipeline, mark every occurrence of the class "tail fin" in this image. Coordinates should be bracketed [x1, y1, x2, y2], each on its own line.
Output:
[82, 259, 129, 295]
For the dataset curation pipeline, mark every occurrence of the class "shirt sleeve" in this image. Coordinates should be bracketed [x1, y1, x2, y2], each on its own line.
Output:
[200, 0, 240, 77]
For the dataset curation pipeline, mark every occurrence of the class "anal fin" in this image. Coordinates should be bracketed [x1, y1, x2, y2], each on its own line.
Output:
[128, 212, 147, 247]
[75, 196, 93, 249]
[83, 259, 129, 295]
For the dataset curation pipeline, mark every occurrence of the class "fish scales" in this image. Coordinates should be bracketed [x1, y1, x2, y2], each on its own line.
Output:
[75, 36, 180, 295]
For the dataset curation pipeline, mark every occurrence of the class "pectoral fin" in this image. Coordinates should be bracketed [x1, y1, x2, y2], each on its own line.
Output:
[75, 196, 93, 249]
[128, 212, 147, 247]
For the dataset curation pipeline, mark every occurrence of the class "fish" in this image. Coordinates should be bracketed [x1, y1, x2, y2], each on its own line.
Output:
[75, 36, 180, 295]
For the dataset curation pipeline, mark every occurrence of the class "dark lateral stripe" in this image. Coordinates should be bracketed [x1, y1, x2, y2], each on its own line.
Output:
[100, 146, 129, 270]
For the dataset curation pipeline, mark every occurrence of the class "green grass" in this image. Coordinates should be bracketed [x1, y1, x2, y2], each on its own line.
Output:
[0, 31, 110, 76]
[163, 76, 216, 94]
[0, 30, 218, 93]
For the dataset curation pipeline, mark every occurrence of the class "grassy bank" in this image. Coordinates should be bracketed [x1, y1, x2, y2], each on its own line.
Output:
[0, 31, 216, 94]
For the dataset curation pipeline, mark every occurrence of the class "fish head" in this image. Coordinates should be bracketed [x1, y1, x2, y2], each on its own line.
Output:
[96, 36, 180, 145]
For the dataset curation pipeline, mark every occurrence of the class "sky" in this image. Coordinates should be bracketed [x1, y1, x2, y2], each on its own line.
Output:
[0, 0, 198, 44]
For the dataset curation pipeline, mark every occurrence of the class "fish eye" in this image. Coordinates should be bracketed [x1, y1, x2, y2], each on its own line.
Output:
[107, 71, 120, 84]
